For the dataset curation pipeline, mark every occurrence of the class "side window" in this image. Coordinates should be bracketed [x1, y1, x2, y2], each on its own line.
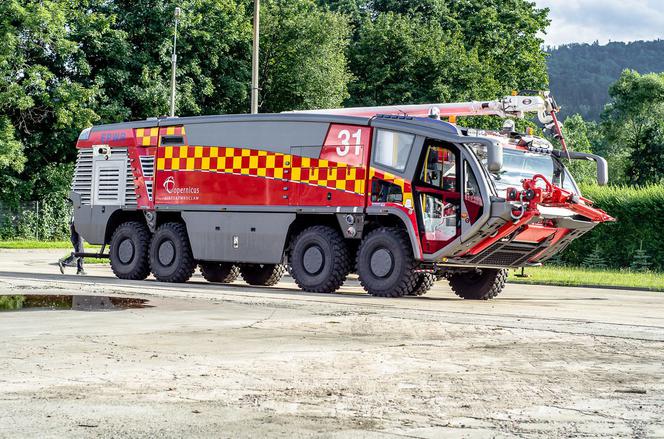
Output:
[421, 145, 457, 192]
[374, 130, 414, 172]
[464, 161, 484, 224]
[371, 180, 403, 203]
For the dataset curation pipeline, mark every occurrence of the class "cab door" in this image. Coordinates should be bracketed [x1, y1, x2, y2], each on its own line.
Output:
[414, 141, 462, 254]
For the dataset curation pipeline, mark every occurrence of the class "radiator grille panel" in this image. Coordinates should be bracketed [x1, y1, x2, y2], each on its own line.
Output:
[72, 149, 93, 205]
[72, 147, 137, 207]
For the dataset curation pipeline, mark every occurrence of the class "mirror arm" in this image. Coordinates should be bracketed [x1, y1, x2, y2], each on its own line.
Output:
[463, 136, 503, 173]
[552, 150, 609, 186]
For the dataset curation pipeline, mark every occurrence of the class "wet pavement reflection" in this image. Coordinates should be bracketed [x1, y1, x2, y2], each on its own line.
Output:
[0, 295, 150, 312]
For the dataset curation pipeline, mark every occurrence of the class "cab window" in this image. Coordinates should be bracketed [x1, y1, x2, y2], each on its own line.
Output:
[374, 130, 414, 172]
[421, 145, 457, 191]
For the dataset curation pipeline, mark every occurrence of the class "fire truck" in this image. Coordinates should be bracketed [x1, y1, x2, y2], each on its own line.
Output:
[70, 93, 613, 299]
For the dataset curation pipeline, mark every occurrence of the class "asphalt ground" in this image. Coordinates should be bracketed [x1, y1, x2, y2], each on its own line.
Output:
[1, 249, 663, 438]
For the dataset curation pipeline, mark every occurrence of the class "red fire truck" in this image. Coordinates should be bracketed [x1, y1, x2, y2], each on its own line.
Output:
[70, 93, 613, 299]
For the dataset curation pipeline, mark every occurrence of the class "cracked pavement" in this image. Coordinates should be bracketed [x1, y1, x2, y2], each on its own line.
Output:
[0, 249, 663, 438]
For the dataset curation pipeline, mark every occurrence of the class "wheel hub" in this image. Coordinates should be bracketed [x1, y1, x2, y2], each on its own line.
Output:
[303, 246, 324, 275]
[370, 248, 394, 278]
[158, 240, 176, 266]
[117, 238, 135, 264]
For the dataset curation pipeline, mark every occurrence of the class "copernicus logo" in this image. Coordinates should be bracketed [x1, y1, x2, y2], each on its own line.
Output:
[164, 176, 176, 194]
[162, 176, 200, 196]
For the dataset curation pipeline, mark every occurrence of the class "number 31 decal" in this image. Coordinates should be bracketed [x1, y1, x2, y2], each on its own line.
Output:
[321, 124, 370, 167]
[337, 129, 363, 157]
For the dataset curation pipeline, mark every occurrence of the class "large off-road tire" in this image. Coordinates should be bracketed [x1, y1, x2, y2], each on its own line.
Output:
[109, 221, 151, 280]
[149, 222, 196, 283]
[240, 264, 286, 286]
[200, 262, 239, 283]
[408, 273, 435, 296]
[357, 227, 418, 297]
[448, 268, 508, 300]
[289, 225, 351, 293]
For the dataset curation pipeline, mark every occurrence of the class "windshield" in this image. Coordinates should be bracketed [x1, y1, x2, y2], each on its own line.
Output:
[473, 147, 579, 195]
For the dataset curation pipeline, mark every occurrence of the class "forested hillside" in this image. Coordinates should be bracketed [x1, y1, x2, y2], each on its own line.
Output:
[547, 40, 664, 120]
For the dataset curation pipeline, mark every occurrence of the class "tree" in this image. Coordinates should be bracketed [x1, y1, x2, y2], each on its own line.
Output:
[324, 0, 550, 106]
[259, 0, 352, 113]
[347, 13, 499, 107]
[630, 241, 652, 272]
[560, 114, 600, 185]
[601, 70, 664, 185]
[0, 0, 100, 206]
[582, 245, 608, 269]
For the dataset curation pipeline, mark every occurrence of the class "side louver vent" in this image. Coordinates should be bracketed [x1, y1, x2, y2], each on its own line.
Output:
[140, 155, 155, 201]
[140, 156, 155, 177]
[145, 181, 154, 201]
[96, 167, 122, 203]
[125, 159, 138, 207]
[72, 149, 94, 205]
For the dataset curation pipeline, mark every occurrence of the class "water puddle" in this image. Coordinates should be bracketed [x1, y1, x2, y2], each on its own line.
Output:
[0, 295, 150, 312]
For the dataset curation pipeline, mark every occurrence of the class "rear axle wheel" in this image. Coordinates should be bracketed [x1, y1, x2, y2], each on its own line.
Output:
[448, 268, 507, 300]
[149, 222, 196, 283]
[200, 262, 239, 283]
[240, 264, 285, 286]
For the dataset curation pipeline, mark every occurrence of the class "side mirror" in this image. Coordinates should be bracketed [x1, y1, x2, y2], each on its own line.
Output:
[553, 150, 609, 186]
[595, 155, 609, 186]
[486, 141, 503, 173]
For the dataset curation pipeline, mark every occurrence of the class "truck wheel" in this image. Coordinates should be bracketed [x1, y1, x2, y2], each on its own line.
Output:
[240, 264, 285, 286]
[109, 221, 151, 280]
[448, 268, 508, 300]
[408, 273, 435, 296]
[200, 263, 239, 283]
[357, 227, 417, 298]
[149, 222, 196, 283]
[289, 225, 351, 293]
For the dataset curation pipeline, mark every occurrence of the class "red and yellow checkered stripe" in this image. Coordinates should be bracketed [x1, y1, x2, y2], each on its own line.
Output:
[135, 127, 159, 147]
[156, 146, 366, 195]
[370, 168, 414, 207]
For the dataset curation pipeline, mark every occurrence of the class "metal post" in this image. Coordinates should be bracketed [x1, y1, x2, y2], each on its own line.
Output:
[170, 7, 181, 118]
[251, 0, 260, 114]
[35, 201, 39, 241]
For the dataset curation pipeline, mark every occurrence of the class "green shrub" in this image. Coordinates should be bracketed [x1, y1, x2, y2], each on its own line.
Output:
[560, 184, 664, 270]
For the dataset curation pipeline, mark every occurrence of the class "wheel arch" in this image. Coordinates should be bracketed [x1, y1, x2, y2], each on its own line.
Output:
[365, 207, 422, 260]
[104, 210, 146, 244]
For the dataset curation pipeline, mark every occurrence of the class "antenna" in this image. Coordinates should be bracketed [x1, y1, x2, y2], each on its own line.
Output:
[251, 0, 260, 114]
[169, 6, 181, 118]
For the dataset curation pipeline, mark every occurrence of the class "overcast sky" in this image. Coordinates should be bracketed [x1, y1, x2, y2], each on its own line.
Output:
[534, 0, 664, 46]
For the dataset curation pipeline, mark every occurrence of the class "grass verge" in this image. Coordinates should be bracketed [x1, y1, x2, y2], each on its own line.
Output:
[509, 266, 664, 292]
[0, 240, 101, 250]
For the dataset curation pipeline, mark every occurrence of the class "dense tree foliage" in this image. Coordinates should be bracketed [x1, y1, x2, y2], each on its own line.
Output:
[325, 0, 549, 105]
[601, 70, 664, 185]
[547, 40, 664, 121]
[259, 0, 351, 113]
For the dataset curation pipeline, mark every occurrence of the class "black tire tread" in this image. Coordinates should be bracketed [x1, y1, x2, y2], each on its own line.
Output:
[449, 268, 508, 300]
[290, 225, 351, 294]
[150, 222, 196, 283]
[110, 221, 151, 281]
[200, 263, 240, 283]
[357, 227, 418, 298]
[408, 273, 435, 296]
[240, 264, 286, 286]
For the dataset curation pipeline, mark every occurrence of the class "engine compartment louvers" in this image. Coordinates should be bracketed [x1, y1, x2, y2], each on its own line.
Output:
[70, 147, 136, 207]
[72, 149, 93, 205]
